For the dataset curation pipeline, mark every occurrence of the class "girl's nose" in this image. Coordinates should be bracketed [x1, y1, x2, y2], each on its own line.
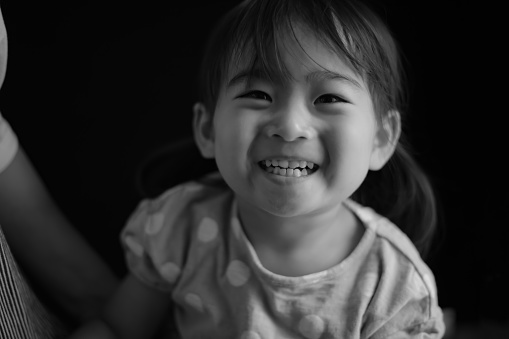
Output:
[264, 105, 315, 142]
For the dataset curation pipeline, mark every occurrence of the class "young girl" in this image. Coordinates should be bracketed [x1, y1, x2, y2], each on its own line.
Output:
[72, 0, 445, 338]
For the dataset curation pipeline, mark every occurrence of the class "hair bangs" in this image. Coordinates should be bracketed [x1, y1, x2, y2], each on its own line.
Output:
[230, 0, 371, 87]
[310, 1, 406, 117]
[200, 0, 406, 119]
[226, 1, 298, 89]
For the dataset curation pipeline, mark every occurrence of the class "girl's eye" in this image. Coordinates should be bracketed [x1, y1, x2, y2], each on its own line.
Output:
[239, 90, 272, 102]
[314, 94, 347, 104]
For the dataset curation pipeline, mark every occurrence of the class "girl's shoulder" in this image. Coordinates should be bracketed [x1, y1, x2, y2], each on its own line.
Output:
[124, 171, 232, 238]
[149, 171, 231, 217]
[345, 199, 438, 299]
[120, 173, 234, 292]
[345, 199, 444, 337]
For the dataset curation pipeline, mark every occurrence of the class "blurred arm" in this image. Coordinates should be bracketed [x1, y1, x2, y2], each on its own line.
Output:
[0, 146, 119, 324]
[69, 274, 172, 339]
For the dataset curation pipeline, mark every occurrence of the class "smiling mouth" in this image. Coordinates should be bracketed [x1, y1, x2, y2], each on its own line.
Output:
[258, 159, 319, 177]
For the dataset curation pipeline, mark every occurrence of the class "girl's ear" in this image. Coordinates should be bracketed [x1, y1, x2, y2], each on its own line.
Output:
[193, 102, 215, 159]
[369, 110, 401, 170]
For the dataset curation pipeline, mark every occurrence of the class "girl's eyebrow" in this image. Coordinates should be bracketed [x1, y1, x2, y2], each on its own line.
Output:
[306, 70, 363, 89]
[226, 68, 269, 89]
[226, 69, 362, 90]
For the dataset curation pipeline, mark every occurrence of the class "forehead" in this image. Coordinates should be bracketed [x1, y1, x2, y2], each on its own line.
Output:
[224, 22, 366, 89]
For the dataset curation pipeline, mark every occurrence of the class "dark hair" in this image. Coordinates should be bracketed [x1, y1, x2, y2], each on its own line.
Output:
[196, 0, 438, 258]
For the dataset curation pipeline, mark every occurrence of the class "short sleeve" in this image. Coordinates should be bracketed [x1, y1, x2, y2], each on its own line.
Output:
[370, 299, 445, 338]
[0, 113, 19, 173]
[367, 270, 446, 339]
[120, 185, 192, 293]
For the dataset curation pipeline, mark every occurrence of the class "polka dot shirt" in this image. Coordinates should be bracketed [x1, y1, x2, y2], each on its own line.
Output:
[121, 174, 445, 338]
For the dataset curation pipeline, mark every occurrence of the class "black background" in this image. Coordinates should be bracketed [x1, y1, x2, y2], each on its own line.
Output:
[0, 0, 505, 328]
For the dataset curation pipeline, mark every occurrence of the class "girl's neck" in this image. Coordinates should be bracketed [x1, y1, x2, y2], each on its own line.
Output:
[236, 198, 364, 277]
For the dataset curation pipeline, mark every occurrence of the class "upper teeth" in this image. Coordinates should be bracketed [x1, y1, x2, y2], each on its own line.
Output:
[264, 159, 314, 169]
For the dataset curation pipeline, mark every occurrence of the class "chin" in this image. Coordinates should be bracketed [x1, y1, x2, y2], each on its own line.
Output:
[262, 196, 312, 218]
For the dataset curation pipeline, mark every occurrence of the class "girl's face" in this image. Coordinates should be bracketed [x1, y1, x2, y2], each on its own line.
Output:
[195, 24, 396, 219]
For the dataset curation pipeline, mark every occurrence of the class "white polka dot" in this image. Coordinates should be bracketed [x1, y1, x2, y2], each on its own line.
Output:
[299, 315, 325, 339]
[185, 293, 203, 312]
[240, 331, 261, 339]
[226, 260, 251, 287]
[124, 236, 143, 257]
[159, 262, 181, 283]
[231, 218, 242, 240]
[197, 217, 219, 242]
[146, 212, 165, 235]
